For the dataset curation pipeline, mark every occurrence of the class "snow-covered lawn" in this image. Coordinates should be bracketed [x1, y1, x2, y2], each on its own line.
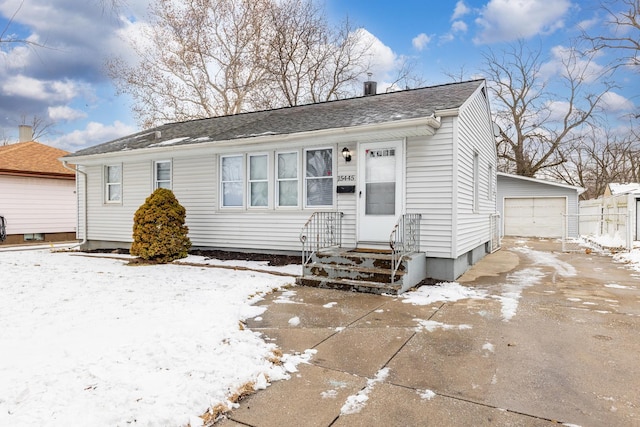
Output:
[0, 247, 305, 426]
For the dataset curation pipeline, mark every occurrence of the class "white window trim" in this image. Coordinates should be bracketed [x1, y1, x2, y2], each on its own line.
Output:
[105, 164, 122, 204]
[247, 153, 270, 209]
[220, 154, 245, 208]
[304, 147, 335, 209]
[275, 150, 300, 209]
[154, 160, 172, 190]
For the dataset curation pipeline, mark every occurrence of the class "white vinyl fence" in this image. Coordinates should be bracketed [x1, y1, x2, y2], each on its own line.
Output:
[564, 196, 633, 252]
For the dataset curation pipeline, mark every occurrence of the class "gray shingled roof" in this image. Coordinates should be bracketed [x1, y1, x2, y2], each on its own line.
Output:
[67, 79, 484, 157]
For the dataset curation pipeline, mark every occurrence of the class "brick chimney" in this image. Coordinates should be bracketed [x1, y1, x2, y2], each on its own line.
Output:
[19, 125, 33, 142]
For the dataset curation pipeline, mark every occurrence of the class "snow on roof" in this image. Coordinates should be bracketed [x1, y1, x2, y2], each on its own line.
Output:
[608, 182, 640, 195]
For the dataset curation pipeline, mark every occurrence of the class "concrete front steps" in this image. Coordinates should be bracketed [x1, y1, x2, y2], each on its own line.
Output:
[295, 248, 427, 295]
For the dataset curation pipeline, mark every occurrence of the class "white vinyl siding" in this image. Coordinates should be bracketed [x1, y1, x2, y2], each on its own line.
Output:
[405, 121, 455, 258]
[154, 160, 172, 189]
[453, 87, 497, 257]
[0, 175, 76, 235]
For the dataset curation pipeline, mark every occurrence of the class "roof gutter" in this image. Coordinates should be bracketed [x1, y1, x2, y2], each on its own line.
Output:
[62, 161, 87, 249]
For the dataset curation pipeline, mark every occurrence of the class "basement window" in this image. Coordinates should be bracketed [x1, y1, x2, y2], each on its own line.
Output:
[24, 233, 44, 241]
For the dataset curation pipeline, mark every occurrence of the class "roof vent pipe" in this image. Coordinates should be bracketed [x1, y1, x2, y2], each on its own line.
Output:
[18, 125, 33, 142]
[364, 73, 376, 96]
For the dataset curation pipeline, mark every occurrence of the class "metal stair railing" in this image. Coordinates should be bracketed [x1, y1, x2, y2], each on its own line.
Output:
[389, 213, 421, 284]
[299, 211, 344, 274]
[0, 215, 6, 242]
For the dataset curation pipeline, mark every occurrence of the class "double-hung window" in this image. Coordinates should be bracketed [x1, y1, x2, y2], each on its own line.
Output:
[221, 155, 243, 207]
[277, 152, 298, 207]
[305, 148, 333, 207]
[249, 154, 268, 207]
[154, 160, 172, 189]
[473, 151, 479, 212]
[105, 164, 122, 203]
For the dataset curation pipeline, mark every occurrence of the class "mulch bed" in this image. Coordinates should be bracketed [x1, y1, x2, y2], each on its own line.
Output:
[85, 248, 300, 267]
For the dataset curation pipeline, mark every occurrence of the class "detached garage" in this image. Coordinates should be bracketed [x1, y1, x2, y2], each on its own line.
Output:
[497, 173, 584, 238]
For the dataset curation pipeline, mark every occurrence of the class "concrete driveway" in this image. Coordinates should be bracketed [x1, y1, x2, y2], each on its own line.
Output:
[217, 238, 640, 426]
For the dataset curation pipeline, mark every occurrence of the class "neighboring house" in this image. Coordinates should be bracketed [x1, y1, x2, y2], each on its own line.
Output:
[579, 182, 640, 249]
[497, 173, 584, 238]
[0, 137, 77, 245]
[62, 79, 498, 284]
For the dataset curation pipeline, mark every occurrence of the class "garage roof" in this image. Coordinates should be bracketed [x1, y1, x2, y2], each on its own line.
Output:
[497, 172, 585, 195]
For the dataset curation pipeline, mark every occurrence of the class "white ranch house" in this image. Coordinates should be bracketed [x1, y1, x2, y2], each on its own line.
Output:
[62, 80, 499, 293]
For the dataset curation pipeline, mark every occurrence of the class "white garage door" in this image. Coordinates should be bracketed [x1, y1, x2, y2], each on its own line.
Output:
[504, 197, 566, 238]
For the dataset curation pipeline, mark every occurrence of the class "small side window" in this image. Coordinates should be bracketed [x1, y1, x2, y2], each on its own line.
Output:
[105, 164, 122, 203]
[155, 160, 172, 189]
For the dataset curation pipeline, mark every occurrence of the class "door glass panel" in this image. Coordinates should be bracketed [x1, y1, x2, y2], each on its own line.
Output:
[365, 148, 396, 215]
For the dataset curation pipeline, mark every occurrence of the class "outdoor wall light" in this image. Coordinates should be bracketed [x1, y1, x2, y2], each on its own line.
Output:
[342, 147, 352, 162]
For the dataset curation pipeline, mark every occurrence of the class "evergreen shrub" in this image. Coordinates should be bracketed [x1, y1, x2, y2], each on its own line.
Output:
[130, 188, 191, 263]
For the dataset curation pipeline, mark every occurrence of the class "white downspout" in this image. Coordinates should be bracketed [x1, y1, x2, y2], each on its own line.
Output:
[62, 161, 87, 249]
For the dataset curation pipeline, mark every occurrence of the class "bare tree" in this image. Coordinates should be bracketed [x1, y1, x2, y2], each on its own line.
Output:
[0, 2, 46, 48]
[583, 0, 640, 71]
[547, 125, 636, 199]
[108, 0, 274, 128]
[483, 40, 611, 177]
[107, 0, 380, 128]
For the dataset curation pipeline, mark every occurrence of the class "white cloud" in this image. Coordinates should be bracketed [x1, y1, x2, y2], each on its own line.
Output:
[51, 121, 137, 151]
[451, 20, 468, 33]
[48, 106, 88, 121]
[540, 45, 605, 84]
[577, 16, 599, 31]
[412, 33, 432, 51]
[452, 1, 471, 20]
[474, 0, 572, 44]
[600, 91, 634, 112]
[439, 33, 455, 44]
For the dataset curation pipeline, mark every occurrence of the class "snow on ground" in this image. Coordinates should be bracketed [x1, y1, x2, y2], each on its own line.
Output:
[401, 282, 487, 306]
[0, 248, 303, 427]
[339, 367, 389, 415]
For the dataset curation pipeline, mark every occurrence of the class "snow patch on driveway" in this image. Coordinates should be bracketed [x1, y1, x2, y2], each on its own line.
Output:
[512, 247, 577, 277]
[340, 367, 389, 415]
[401, 282, 487, 306]
[494, 268, 545, 321]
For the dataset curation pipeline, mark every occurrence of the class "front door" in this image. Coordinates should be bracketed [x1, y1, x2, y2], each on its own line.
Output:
[358, 140, 403, 243]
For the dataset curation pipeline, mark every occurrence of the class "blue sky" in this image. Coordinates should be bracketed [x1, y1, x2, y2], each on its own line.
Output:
[0, 0, 636, 152]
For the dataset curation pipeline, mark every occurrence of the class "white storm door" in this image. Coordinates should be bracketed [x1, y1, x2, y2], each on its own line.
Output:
[358, 140, 403, 243]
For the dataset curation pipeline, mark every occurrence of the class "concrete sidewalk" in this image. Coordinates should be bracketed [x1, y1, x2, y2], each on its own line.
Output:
[217, 238, 640, 426]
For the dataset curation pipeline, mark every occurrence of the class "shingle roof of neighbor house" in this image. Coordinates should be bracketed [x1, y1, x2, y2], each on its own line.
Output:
[67, 79, 485, 158]
[0, 141, 74, 179]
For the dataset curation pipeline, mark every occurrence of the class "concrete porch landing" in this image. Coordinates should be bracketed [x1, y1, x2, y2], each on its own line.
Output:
[296, 247, 427, 295]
